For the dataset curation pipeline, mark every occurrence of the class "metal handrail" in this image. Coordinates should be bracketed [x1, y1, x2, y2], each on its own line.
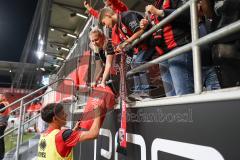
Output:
[130, 0, 191, 48]
[126, 0, 240, 95]
[0, 113, 40, 139]
[1, 78, 75, 160]
[0, 78, 74, 112]
[127, 20, 240, 75]
[10, 89, 55, 114]
[57, 16, 93, 77]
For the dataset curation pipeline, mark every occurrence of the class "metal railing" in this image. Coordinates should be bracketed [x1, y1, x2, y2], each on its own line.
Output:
[127, 0, 240, 95]
[0, 78, 75, 160]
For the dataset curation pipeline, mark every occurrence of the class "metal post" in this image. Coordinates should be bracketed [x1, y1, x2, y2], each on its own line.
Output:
[70, 80, 75, 128]
[15, 100, 24, 160]
[190, 0, 202, 94]
[60, 79, 62, 102]
[127, 20, 240, 76]
[20, 104, 26, 143]
[94, 139, 97, 160]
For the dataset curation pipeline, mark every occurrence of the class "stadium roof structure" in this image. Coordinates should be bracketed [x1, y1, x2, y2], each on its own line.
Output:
[0, 0, 151, 89]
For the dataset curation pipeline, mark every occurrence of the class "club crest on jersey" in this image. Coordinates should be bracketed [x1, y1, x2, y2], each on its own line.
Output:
[40, 139, 47, 151]
[129, 21, 138, 29]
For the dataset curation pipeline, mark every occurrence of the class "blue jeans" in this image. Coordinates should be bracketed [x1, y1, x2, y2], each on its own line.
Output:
[159, 61, 176, 96]
[159, 51, 194, 96]
[199, 23, 221, 90]
[131, 49, 154, 93]
[202, 66, 221, 90]
[160, 55, 220, 96]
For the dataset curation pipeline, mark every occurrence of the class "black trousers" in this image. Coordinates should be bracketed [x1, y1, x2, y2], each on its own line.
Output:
[216, 62, 240, 88]
[0, 125, 7, 160]
[212, 42, 240, 88]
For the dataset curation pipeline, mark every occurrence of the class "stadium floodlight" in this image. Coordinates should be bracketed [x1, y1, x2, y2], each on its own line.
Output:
[36, 50, 44, 59]
[76, 13, 88, 19]
[56, 57, 65, 61]
[66, 33, 77, 38]
[53, 64, 60, 68]
[40, 40, 44, 45]
[61, 47, 70, 52]
[71, 12, 88, 19]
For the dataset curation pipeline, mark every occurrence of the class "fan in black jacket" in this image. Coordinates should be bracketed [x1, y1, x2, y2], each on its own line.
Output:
[212, 0, 240, 88]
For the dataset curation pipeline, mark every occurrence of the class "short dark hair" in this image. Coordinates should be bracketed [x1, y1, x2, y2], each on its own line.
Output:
[41, 103, 63, 123]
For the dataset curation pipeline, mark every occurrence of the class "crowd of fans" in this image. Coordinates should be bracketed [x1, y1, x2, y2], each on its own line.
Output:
[85, 0, 240, 100]
[75, 1, 240, 158]
[1, 0, 240, 159]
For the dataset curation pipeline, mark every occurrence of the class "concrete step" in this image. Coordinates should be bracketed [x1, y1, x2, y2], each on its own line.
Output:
[3, 135, 40, 160]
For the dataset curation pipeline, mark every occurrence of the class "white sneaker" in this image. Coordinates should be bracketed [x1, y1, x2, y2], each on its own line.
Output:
[139, 92, 150, 98]
[128, 93, 143, 101]
[115, 96, 136, 103]
[141, 97, 154, 101]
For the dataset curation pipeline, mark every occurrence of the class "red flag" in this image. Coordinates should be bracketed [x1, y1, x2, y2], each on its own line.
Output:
[79, 86, 115, 130]
[117, 53, 127, 155]
[76, 51, 91, 92]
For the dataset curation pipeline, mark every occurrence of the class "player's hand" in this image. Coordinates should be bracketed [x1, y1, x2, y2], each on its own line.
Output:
[97, 81, 106, 88]
[73, 121, 80, 131]
[90, 82, 96, 88]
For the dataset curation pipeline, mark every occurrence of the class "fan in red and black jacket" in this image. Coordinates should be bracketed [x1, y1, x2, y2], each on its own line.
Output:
[145, 0, 221, 96]
[99, 8, 156, 99]
[84, 0, 128, 47]
[148, 0, 192, 53]
[142, 1, 195, 96]
[148, 0, 220, 68]
[84, 0, 128, 19]
[99, 9, 155, 58]
[116, 11, 152, 50]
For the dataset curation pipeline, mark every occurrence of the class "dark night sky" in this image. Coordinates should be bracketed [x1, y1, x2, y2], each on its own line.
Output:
[0, 0, 38, 86]
[0, 0, 38, 62]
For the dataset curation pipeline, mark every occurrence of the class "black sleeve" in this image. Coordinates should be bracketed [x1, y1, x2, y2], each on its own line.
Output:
[159, 0, 190, 25]
[105, 40, 115, 55]
[0, 103, 6, 113]
[122, 12, 141, 33]
[95, 53, 100, 61]
[62, 129, 72, 142]
[163, 8, 190, 24]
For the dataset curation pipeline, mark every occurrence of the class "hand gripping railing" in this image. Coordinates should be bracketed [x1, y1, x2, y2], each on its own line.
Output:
[126, 0, 240, 94]
[0, 78, 75, 160]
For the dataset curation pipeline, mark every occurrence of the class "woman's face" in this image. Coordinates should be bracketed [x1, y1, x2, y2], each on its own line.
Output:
[90, 32, 104, 48]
